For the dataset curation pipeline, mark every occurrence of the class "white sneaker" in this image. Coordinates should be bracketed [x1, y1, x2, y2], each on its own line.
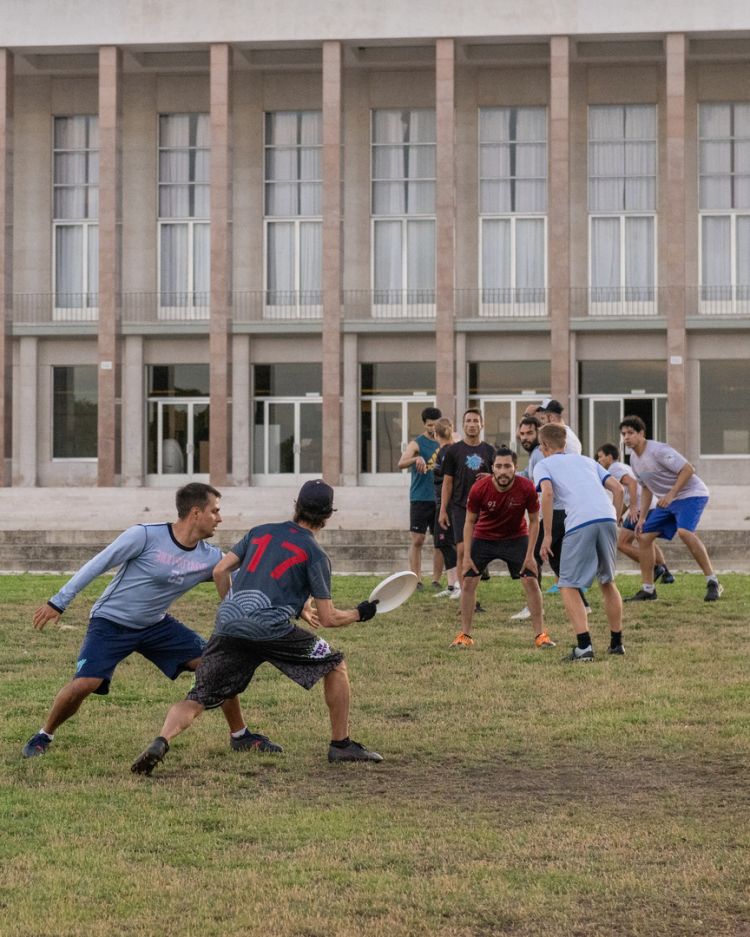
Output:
[433, 588, 454, 598]
[584, 604, 591, 614]
[449, 586, 462, 599]
[510, 606, 531, 620]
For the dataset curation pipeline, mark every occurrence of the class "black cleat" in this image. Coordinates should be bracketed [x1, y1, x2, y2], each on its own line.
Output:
[230, 731, 283, 753]
[565, 645, 594, 662]
[607, 644, 626, 656]
[661, 569, 675, 584]
[624, 589, 657, 602]
[22, 732, 53, 758]
[704, 581, 723, 602]
[328, 740, 383, 763]
[131, 737, 169, 776]
[653, 564, 667, 583]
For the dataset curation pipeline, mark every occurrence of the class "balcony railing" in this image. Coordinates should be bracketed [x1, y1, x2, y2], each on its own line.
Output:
[343, 289, 436, 321]
[455, 288, 548, 319]
[572, 286, 661, 318]
[694, 285, 750, 317]
[233, 290, 322, 323]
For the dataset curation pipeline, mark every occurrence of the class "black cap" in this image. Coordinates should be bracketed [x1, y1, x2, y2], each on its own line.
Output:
[296, 479, 336, 514]
[538, 398, 564, 414]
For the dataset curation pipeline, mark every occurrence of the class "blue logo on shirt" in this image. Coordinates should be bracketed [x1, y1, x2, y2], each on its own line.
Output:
[465, 454, 484, 471]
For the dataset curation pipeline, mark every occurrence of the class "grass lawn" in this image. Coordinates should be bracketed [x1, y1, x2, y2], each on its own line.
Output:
[1, 571, 748, 937]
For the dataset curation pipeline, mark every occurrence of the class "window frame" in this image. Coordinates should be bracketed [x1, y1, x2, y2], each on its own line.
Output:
[51, 364, 98, 462]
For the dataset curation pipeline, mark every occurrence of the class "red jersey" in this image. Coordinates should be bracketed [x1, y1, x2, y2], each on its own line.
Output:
[466, 475, 539, 541]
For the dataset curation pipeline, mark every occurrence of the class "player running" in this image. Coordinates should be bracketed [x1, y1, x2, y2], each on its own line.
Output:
[131, 479, 382, 775]
[22, 483, 279, 759]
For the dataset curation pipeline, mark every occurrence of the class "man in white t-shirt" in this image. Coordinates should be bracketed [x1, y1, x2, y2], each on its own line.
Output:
[534, 423, 625, 662]
[536, 398, 582, 454]
[595, 442, 673, 585]
[619, 416, 721, 603]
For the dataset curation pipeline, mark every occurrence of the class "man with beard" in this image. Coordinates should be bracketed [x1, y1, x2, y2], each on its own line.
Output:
[449, 447, 554, 650]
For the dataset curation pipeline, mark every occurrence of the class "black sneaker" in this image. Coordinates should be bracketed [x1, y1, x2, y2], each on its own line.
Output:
[653, 564, 667, 583]
[230, 730, 283, 753]
[661, 569, 675, 584]
[480, 568, 491, 581]
[565, 645, 594, 662]
[607, 644, 625, 656]
[328, 740, 383, 763]
[475, 602, 486, 614]
[22, 732, 53, 758]
[131, 737, 169, 776]
[431, 581, 442, 591]
[704, 580, 723, 602]
[624, 589, 657, 602]
[415, 581, 424, 592]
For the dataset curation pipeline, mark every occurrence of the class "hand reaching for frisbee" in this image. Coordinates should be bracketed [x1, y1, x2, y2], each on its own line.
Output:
[356, 599, 379, 622]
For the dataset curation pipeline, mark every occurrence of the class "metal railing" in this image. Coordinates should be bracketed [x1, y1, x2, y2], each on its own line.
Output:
[233, 290, 322, 323]
[571, 287, 661, 318]
[342, 289, 436, 321]
[692, 285, 750, 317]
[455, 288, 548, 319]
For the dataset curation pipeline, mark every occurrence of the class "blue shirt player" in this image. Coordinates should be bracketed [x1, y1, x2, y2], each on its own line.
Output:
[22, 484, 281, 759]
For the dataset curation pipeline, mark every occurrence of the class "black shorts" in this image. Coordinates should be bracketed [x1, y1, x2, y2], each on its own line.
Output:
[466, 536, 533, 580]
[410, 500, 436, 535]
[186, 627, 345, 709]
[450, 504, 467, 544]
[535, 509, 566, 577]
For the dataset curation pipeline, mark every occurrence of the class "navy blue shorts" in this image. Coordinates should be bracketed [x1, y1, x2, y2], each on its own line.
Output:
[74, 614, 207, 695]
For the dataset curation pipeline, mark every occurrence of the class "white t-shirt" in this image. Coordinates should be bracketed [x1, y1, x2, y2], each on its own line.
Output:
[564, 426, 582, 455]
[605, 459, 656, 511]
[534, 453, 617, 532]
[629, 441, 709, 501]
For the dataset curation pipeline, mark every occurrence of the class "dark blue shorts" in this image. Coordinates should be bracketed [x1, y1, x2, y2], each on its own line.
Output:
[641, 496, 709, 541]
[621, 516, 637, 531]
[74, 614, 207, 695]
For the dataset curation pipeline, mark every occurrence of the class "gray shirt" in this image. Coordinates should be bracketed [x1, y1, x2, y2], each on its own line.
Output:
[629, 441, 709, 502]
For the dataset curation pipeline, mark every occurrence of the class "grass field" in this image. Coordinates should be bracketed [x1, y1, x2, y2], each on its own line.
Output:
[1, 571, 749, 937]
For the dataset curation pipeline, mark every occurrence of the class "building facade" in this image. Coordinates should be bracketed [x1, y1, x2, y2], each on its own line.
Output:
[2, 2, 750, 489]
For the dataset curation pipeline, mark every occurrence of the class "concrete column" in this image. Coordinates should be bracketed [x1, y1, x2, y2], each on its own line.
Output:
[665, 34, 687, 454]
[322, 41, 343, 484]
[209, 43, 232, 484]
[548, 36, 571, 411]
[121, 335, 144, 485]
[435, 38, 456, 418]
[341, 332, 358, 484]
[0, 51, 12, 486]
[97, 46, 122, 486]
[231, 333, 250, 486]
[14, 337, 36, 485]
[455, 331, 467, 422]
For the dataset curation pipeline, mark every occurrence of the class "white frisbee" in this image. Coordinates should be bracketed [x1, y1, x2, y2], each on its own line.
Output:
[368, 570, 419, 614]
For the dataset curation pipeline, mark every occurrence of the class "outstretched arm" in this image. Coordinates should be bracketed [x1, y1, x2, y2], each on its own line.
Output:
[213, 551, 242, 599]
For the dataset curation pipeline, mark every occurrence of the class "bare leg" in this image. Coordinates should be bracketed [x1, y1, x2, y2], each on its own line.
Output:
[521, 576, 544, 637]
[654, 543, 668, 567]
[600, 580, 623, 634]
[41, 677, 104, 735]
[459, 574, 479, 635]
[446, 566, 458, 588]
[409, 532, 426, 580]
[158, 699, 206, 742]
[324, 661, 350, 741]
[617, 530, 641, 564]
[432, 549, 444, 584]
[638, 532, 659, 586]
[677, 529, 714, 576]
[184, 656, 245, 733]
[561, 586, 588, 636]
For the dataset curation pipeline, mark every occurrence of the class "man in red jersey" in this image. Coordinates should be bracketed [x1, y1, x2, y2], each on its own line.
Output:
[450, 447, 554, 650]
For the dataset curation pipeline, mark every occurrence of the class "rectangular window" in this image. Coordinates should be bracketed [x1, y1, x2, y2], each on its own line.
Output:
[700, 360, 750, 455]
[479, 107, 547, 313]
[588, 105, 656, 309]
[372, 109, 436, 314]
[158, 114, 210, 314]
[52, 366, 98, 458]
[699, 103, 750, 309]
[53, 116, 99, 313]
[264, 112, 322, 315]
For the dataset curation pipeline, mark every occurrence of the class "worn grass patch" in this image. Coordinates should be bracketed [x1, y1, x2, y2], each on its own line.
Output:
[1, 572, 749, 936]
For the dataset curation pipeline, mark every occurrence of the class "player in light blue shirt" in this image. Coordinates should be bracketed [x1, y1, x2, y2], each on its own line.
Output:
[22, 484, 280, 759]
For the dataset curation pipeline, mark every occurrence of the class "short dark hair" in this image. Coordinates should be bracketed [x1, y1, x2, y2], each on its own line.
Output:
[463, 408, 482, 421]
[597, 443, 619, 459]
[175, 483, 221, 519]
[619, 415, 647, 434]
[494, 446, 518, 465]
[421, 406, 442, 423]
[293, 507, 331, 529]
[519, 415, 541, 429]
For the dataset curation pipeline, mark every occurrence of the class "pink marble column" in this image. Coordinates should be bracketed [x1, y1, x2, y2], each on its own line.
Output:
[0, 51, 12, 486]
[665, 34, 687, 454]
[435, 38, 456, 418]
[321, 40, 342, 484]
[548, 37, 571, 411]
[97, 47, 122, 486]
[209, 43, 232, 484]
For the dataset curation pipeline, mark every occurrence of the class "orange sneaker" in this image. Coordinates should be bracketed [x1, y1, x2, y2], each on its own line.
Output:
[534, 631, 556, 649]
[450, 632, 474, 648]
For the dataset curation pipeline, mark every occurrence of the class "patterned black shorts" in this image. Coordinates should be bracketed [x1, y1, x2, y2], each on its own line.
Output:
[186, 627, 345, 709]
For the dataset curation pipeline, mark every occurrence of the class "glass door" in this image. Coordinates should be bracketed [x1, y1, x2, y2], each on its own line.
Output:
[580, 396, 667, 458]
[361, 396, 435, 482]
[148, 399, 210, 478]
[253, 397, 323, 482]
[471, 396, 544, 471]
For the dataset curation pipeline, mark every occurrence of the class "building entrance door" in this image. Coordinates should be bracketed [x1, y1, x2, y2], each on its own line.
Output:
[252, 397, 323, 483]
[580, 395, 667, 458]
[147, 398, 210, 479]
[360, 396, 435, 483]
[471, 396, 544, 471]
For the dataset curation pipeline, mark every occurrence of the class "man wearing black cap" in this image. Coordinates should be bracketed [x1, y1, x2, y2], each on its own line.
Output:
[131, 479, 383, 775]
[536, 399, 582, 454]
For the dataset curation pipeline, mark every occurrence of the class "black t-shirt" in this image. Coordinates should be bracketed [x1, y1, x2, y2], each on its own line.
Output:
[433, 444, 450, 503]
[441, 440, 496, 508]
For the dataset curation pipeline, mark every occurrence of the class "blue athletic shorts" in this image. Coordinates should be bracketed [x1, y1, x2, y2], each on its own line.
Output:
[621, 516, 637, 532]
[641, 496, 708, 541]
[74, 614, 207, 695]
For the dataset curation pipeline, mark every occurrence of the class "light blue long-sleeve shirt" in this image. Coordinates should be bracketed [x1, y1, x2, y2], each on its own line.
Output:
[49, 524, 222, 630]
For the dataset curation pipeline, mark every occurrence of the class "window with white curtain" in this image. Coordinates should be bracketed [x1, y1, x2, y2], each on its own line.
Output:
[53, 116, 99, 311]
[264, 112, 322, 313]
[158, 114, 210, 312]
[372, 109, 436, 309]
[588, 105, 656, 305]
[479, 107, 546, 306]
[699, 103, 750, 305]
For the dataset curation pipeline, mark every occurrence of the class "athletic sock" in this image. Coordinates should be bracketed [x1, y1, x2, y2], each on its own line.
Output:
[642, 583, 655, 594]
[39, 729, 54, 740]
[230, 727, 249, 739]
[330, 737, 351, 748]
[577, 631, 591, 650]
[610, 631, 623, 648]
